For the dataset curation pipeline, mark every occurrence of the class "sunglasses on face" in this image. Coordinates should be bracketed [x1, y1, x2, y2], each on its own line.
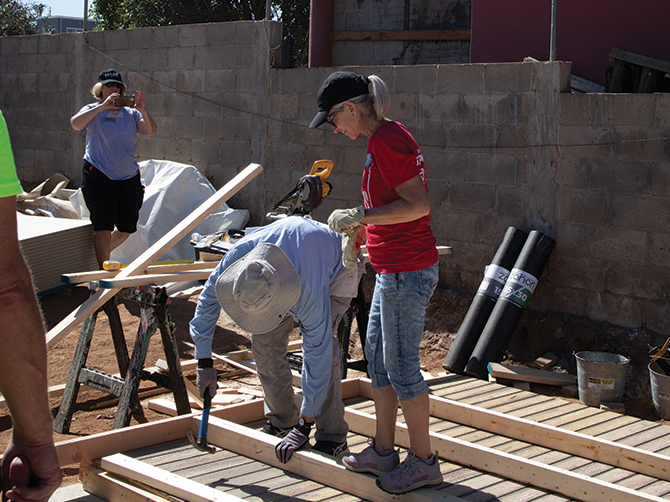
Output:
[326, 106, 342, 125]
[104, 82, 121, 88]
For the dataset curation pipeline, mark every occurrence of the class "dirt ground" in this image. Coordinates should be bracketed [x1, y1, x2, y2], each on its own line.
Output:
[1, 267, 667, 488]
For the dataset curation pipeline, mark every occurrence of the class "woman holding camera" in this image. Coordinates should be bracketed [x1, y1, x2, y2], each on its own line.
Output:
[70, 69, 156, 268]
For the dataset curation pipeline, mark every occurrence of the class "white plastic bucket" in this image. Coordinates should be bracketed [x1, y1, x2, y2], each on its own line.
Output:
[575, 351, 630, 407]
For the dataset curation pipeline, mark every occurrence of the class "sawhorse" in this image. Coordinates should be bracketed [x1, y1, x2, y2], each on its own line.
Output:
[53, 285, 191, 433]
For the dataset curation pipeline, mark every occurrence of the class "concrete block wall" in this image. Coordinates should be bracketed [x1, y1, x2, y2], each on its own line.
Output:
[0, 21, 282, 217]
[331, 0, 470, 65]
[2, 21, 670, 335]
[266, 61, 670, 334]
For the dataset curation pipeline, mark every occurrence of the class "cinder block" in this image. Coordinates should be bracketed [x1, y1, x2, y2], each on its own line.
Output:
[589, 227, 647, 264]
[127, 27, 153, 49]
[558, 93, 597, 127]
[190, 139, 223, 165]
[495, 185, 524, 216]
[649, 232, 670, 268]
[167, 46, 195, 70]
[658, 93, 670, 127]
[558, 189, 611, 226]
[599, 94, 656, 127]
[610, 194, 669, 231]
[179, 24, 206, 47]
[437, 63, 484, 95]
[151, 25, 180, 48]
[605, 261, 667, 301]
[269, 93, 300, 121]
[204, 23, 240, 48]
[18, 36, 38, 54]
[484, 62, 534, 93]
[177, 70, 206, 94]
[551, 256, 606, 291]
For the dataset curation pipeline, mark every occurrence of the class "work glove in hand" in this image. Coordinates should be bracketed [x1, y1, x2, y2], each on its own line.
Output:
[328, 205, 365, 233]
[341, 227, 360, 269]
[275, 427, 310, 463]
[196, 367, 217, 400]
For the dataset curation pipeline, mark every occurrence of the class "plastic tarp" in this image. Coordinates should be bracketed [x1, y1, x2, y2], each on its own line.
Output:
[64, 159, 249, 263]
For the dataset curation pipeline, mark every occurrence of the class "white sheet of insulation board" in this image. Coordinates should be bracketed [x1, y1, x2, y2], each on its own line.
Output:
[17, 213, 98, 294]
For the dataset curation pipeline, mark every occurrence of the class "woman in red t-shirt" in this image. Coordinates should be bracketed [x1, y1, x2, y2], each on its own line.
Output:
[310, 72, 441, 495]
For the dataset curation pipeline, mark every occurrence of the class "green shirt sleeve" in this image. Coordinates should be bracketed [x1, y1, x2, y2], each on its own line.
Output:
[0, 111, 23, 198]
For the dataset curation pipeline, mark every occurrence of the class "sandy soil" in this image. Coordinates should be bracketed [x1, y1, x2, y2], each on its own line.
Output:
[1, 267, 667, 488]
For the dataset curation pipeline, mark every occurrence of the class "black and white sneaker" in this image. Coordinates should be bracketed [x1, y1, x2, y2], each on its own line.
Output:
[260, 421, 293, 438]
[313, 440, 349, 458]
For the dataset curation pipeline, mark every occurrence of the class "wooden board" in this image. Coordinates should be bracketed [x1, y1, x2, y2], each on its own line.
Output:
[330, 30, 470, 42]
[98, 270, 213, 289]
[487, 362, 577, 386]
[344, 408, 666, 502]
[61, 261, 216, 285]
[45, 163, 262, 349]
[362, 379, 670, 480]
[203, 416, 463, 502]
[102, 453, 244, 502]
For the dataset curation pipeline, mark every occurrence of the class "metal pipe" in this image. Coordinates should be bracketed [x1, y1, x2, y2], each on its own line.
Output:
[84, 0, 88, 32]
[266, 0, 271, 19]
[549, 0, 558, 60]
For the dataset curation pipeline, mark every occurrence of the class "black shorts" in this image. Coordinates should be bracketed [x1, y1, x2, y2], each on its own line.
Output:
[81, 160, 144, 233]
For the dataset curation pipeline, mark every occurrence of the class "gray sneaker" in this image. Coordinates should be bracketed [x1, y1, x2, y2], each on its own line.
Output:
[342, 439, 400, 476]
[376, 450, 442, 494]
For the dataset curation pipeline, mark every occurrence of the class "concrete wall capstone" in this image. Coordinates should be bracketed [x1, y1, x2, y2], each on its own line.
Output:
[1, 21, 669, 335]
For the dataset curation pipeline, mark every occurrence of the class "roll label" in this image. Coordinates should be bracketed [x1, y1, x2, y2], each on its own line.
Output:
[477, 264, 510, 299]
[501, 268, 538, 309]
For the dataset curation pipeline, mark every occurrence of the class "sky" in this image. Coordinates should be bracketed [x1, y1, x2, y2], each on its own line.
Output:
[43, 0, 91, 19]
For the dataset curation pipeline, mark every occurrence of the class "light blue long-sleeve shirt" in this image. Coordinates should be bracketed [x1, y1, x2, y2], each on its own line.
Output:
[189, 216, 345, 418]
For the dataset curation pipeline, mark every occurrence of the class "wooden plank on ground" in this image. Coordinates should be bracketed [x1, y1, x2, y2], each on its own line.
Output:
[81, 463, 176, 502]
[202, 415, 464, 502]
[46, 163, 262, 349]
[359, 379, 670, 480]
[102, 453, 244, 502]
[487, 362, 577, 386]
[53, 397, 265, 466]
[345, 407, 666, 502]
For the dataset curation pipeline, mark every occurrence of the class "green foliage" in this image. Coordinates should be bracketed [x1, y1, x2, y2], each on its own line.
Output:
[0, 0, 49, 35]
[93, 0, 270, 29]
[91, 0, 310, 66]
[274, 0, 309, 67]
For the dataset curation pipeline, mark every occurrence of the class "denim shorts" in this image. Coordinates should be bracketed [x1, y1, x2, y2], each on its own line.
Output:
[365, 263, 439, 401]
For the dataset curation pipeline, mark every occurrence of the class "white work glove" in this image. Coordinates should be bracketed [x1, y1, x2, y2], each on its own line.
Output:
[341, 227, 359, 269]
[328, 206, 365, 233]
[196, 367, 217, 399]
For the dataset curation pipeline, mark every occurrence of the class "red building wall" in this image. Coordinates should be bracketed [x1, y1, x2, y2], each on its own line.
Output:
[471, 0, 670, 86]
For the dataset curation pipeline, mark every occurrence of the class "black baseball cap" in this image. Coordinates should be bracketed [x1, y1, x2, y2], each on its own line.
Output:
[98, 69, 123, 85]
[309, 72, 370, 128]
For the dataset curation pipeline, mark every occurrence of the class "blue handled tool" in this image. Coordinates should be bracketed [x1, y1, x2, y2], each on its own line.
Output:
[187, 391, 215, 453]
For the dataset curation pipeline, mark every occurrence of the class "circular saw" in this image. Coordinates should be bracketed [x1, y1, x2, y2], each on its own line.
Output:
[266, 160, 334, 219]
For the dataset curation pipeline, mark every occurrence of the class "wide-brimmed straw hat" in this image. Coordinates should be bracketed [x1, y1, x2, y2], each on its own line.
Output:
[215, 243, 301, 334]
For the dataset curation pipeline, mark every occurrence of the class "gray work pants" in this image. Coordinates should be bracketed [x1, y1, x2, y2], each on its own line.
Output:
[251, 261, 362, 443]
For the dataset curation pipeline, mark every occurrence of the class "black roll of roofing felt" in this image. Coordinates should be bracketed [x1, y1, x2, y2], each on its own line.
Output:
[464, 230, 556, 380]
[442, 227, 528, 374]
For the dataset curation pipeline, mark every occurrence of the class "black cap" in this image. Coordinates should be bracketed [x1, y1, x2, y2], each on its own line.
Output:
[98, 69, 123, 85]
[309, 72, 369, 129]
